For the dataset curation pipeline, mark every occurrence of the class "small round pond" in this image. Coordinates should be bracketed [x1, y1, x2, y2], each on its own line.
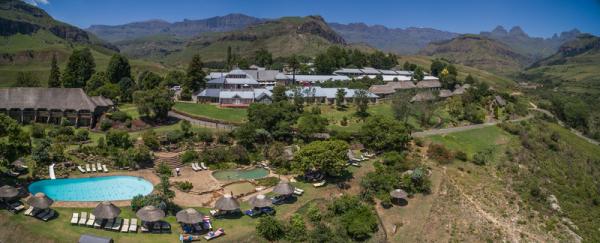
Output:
[212, 168, 269, 181]
[222, 182, 256, 197]
[28, 176, 153, 202]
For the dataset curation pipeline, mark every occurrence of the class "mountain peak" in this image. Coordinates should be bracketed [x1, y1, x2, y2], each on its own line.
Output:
[491, 25, 508, 35]
[509, 26, 528, 37]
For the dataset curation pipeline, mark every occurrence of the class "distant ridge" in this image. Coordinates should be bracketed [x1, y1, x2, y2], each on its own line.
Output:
[87, 14, 266, 42]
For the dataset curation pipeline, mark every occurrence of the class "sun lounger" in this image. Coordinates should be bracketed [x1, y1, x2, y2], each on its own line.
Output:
[200, 162, 208, 170]
[102, 164, 109, 173]
[181, 234, 203, 242]
[41, 209, 55, 221]
[111, 218, 122, 231]
[104, 219, 115, 230]
[203, 216, 212, 230]
[70, 213, 79, 224]
[85, 164, 91, 172]
[293, 188, 304, 196]
[204, 228, 225, 240]
[313, 180, 326, 187]
[244, 209, 261, 217]
[86, 214, 96, 227]
[152, 222, 161, 233]
[97, 163, 102, 172]
[77, 165, 86, 173]
[141, 223, 149, 233]
[94, 218, 103, 228]
[23, 206, 34, 216]
[92, 164, 97, 172]
[209, 209, 219, 216]
[121, 218, 130, 232]
[78, 212, 88, 225]
[191, 163, 200, 171]
[129, 218, 138, 232]
[161, 221, 171, 233]
[35, 209, 49, 220]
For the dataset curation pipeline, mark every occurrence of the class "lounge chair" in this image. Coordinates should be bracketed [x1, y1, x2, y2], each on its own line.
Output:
[85, 164, 91, 172]
[86, 214, 96, 227]
[244, 209, 261, 217]
[70, 213, 79, 224]
[152, 222, 161, 233]
[78, 212, 88, 225]
[209, 209, 219, 217]
[191, 163, 200, 171]
[313, 180, 326, 187]
[293, 188, 304, 196]
[203, 216, 212, 230]
[77, 165, 86, 173]
[204, 228, 225, 240]
[104, 219, 115, 230]
[121, 218, 130, 232]
[7, 201, 25, 213]
[93, 218, 103, 228]
[97, 163, 102, 172]
[91, 164, 97, 172]
[35, 209, 49, 220]
[260, 207, 275, 215]
[41, 209, 55, 221]
[161, 221, 171, 233]
[102, 164, 109, 173]
[200, 162, 208, 170]
[181, 234, 202, 242]
[23, 206, 34, 216]
[111, 218, 122, 231]
[141, 222, 149, 233]
[129, 218, 138, 233]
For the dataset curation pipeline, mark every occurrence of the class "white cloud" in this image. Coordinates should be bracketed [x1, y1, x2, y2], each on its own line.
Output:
[23, 0, 50, 6]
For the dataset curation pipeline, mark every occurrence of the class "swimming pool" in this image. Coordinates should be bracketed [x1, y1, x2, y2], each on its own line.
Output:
[28, 176, 154, 201]
[212, 168, 269, 181]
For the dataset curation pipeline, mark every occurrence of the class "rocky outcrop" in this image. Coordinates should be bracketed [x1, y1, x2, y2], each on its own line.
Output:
[0, 18, 39, 36]
[297, 16, 346, 45]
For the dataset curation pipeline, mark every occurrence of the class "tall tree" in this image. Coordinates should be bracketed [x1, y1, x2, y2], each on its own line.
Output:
[85, 72, 108, 93]
[48, 54, 61, 87]
[133, 88, 175, 121]
[186, 54, 206, 91]
[287, 55, 299, 84]
[335, 88, 347, 110]
[118, 77, 136, 102]
[62, 48, 95, 88]
[412, 67, 424, 81]
[294, 140, 349, 176]
[226, 46, 233, 70]
[272, 85, 287, 103]
[106, 54, 131, 83]
[354, 89, 369, 117]
[358, 115, 410, 152]
[137, 71, 163, 91]
[254, 48, 273, 67]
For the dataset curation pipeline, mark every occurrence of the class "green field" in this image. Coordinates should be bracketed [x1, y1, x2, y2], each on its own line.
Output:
[426, 125, 510, 158]
[172, 103, 247, 123]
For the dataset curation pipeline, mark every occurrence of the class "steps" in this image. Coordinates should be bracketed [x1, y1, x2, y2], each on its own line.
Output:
[154, 152, 183, 169]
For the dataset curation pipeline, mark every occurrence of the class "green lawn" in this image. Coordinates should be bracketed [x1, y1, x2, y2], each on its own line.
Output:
[118, 104, 141, 120]
[426, 125, 511, 158]
[172, 103, 247, 123]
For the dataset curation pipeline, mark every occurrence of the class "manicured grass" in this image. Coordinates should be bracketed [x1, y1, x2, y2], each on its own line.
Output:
[118, 103, 141, 120]
[172, 103, 247, 123]
[426, 125, 510, 158]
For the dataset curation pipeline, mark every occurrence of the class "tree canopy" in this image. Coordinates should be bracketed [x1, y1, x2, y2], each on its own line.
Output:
[106, 54, 131, 83]
[358, 115, 411, 152]
[62, 48, 95, 88]
[294, 140, 349, 176]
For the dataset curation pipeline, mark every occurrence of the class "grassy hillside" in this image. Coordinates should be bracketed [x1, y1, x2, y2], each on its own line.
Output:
[419, 34, 531, 77]
[398, 55, 517, 90]
[0, 0, 166, 87]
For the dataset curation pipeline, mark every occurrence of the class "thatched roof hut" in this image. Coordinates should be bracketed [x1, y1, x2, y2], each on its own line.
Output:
[0, 185, 19, 199]
[93, 201, 121, 219]
[248, 194, 272, 208]
[176, 208, 204, 224]
[214, 194, 240, 211]
[136, 205, 165, 222]
[272, 181, 294, 196]
[27, 192, 53, 209]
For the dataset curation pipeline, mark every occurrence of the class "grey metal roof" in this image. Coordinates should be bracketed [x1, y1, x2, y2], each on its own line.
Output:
[382, 75, 412, 81]
[379, 69, 398, 75]
[416, 80, 442, 88]
[0, 88, 99, 111]
[287, 87, 378, 99]
[334, 68, 363, 74]
[242, 70, 282, 82]
[395, 71, 413, 76]
[291, 75, 351, 83]
[196, 88, 221, 98]
[359, 67, 381, 75]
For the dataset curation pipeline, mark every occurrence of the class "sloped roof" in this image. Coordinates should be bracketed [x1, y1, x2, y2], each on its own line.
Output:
[379, 69, 398, 75]
[416, 80, 442, 88]
[439, 89, 453, 98]
[423, 76, 439, 81]
[0, 88, 100, 111]
[242, 70, 282, 82]
[369, 81, 416, 95]
[382, 75, 411, 81]
[288, 87, 378, 99]
[291, 75, 351, 83]
[360, 67, 381, 75]
[334, 68, 363, 74]
[411, 91, 436, 102]
[388, 81, 417, 90]
[196, 88, 221, 98]
[90, 96, 114, 107]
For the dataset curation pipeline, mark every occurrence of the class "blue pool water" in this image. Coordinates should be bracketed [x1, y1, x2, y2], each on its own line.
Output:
[28, 176, 154, 202]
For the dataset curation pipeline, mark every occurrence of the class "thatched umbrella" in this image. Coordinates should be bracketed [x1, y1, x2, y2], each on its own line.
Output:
[93, 201, 121, 219]
[136, 205, 165, 222]
[248, 194, 272, 208]
[11, 159, 27, 169]
[272, 181, 294, 196]
[390, 189, 408, 199]
[214, 194, 240, 211]
[176, 208, 204, 224]
[27, 192, 53, 209]
[0, 185, 19, 200]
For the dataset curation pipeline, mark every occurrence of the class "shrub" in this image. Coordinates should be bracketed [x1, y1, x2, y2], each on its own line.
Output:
[156, 162, 172, 176]
[340, 205, 378, 240]
[180, 150, 198, 164]
[100, 120, 112, 131]
[341, 116, 348, 126]
[216, 132, 231, 144]
[142, 130, 160, 150]
[31, 124, 45, 138]
[109, 111, 131, 122]
[306, 204, 322, 223]
[106, 129, 132, 148]
[74, 129, 90, 142]
[166, 130, 184, 144]
[174, 181, 193, 192]
[427, 143, 454, 164]
[196, 130, 213, 144]
[472, 149, 493, 165]
[256, 216, 286, 242]
[60, 117, 72, 126]
[286, 214, 307, 242]
[455, 151, 468, 161]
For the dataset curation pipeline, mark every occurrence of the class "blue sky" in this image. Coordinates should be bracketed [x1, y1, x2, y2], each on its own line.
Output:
[31, 0, 600, 37]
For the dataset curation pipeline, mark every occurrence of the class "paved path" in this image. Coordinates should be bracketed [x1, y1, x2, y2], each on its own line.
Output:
[168, 111, 235, 130]
[528, 103, 599, 146]
[412, 115, 532, 138]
